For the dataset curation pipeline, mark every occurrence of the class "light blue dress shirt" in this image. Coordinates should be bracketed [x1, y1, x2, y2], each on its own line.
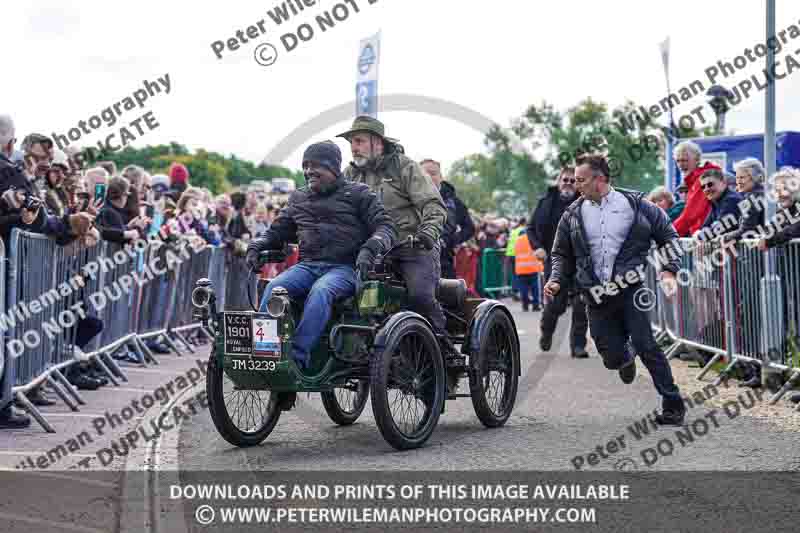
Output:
[580, 188, 635, 283]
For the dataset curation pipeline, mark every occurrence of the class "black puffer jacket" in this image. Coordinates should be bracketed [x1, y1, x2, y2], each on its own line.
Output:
[247, 176, 397, 265]
[549, 188, 681, 299]
[526, 186, 578, 254]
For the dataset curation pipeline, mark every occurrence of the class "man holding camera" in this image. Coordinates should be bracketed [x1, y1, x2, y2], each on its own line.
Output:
[339, 117, 454, 360]
[0, 118, 49, 427]
[246, 141, 396, 370]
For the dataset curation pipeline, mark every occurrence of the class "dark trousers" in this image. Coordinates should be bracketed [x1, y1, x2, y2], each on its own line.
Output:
[67, 317, 104, 381]
[75, 317, 103, 350]
[440, 247, 456, 280]
[517, 273, 540, 307]
[395, 245, 446, 332]
[587, 284, 682, 407]
[540, 263, 587, 350]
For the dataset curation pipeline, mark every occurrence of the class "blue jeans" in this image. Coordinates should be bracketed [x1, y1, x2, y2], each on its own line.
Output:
[259, 262, 356, 368]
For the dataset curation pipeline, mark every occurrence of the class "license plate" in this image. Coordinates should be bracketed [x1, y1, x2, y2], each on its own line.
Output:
[231, 358, 277, 372]
[223, 312, 253, 356]
[252, 316, 281, 359]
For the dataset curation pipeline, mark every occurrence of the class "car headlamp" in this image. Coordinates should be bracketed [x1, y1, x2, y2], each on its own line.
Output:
[191, 286, 211, 309]
[267, 287, 290, 318]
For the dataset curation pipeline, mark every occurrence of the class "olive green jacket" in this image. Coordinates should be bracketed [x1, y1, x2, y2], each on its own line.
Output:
[345, 151, 446, 243]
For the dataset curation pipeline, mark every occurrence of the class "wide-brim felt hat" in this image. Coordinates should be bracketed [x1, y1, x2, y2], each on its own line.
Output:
[336, 115, 400, 144]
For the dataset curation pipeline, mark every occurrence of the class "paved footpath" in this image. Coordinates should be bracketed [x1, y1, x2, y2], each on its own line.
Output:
[1, 305, 799, 532]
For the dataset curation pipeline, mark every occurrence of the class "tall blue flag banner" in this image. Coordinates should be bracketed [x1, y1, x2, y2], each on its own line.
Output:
[356, 32, 380, 118]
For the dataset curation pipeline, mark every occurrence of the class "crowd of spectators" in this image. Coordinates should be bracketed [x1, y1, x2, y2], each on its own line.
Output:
[0, 114, 289, 428]
[5, 104, 800, 428]
[643, 141, 800, 394]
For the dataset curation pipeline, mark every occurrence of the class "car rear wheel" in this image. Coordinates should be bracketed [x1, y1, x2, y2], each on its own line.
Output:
[469, 309, 519, 427]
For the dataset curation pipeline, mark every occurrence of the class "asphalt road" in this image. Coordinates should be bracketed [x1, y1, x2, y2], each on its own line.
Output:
[175, 305, 800, 472]
[3, 304, 800, 533]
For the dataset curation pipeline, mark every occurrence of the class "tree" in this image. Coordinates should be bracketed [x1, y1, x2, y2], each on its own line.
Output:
[446, 97, 721, 217]
[83, 143, 304, 194]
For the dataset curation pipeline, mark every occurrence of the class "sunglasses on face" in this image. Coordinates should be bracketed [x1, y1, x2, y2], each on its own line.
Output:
[701, 182, 717, 190]
[561, 178, 576, 184]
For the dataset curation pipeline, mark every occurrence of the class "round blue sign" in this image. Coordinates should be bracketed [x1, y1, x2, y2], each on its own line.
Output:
[358, 44, 376, 76]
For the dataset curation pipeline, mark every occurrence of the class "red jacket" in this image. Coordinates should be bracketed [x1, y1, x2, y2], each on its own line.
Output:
[673, 162, 720, 237]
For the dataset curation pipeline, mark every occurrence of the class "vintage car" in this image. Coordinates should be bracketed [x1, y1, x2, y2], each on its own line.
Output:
[193, 237, 520, 450]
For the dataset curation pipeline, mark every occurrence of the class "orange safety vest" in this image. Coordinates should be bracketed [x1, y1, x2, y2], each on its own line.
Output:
[514, 234, 543, 274]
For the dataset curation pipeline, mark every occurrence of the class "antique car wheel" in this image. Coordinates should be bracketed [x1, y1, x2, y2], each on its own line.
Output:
[206, 354, 282, 447]
[469, 309, 519, 427]
[320, 380, 369, 426]
[370, 318, 446, 450]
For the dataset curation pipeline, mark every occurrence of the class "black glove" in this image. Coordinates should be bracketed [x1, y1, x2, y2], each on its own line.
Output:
[356, 237, 383, 281]
[246, 249, 261, 271]
[413, 233, 436, 251]
[356, 248, 374, 281]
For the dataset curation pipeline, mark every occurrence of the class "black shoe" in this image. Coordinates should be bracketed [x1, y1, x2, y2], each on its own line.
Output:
[69, 373, 102, 391]
[26, 388, 57, 407]
[571, 347, 589, 359]
[522, 304, 529, 312]
[739, 376, 762, 388]
[655, 406, 686, 426]
[619, 360, 636, 384]
[789, 392, 800, 404]
[147, 341, 171, 354]
[88, 369, 109, 387]
[539, 335, 552, 352]
[532, 305, 542, 311]
[0, 405, 31, 429]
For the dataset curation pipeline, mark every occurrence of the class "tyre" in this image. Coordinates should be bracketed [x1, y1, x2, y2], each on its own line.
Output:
[370, 318, 446, 450]
[320, 380, 369, 425]
[206, 354, 282, 447]
[469, 309, 519, 427]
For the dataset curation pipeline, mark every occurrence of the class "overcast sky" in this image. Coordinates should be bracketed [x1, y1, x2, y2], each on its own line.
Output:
[4, 0, 800, 178]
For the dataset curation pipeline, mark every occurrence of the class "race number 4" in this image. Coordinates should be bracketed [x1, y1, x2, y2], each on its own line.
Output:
[252, 317, 281, 358]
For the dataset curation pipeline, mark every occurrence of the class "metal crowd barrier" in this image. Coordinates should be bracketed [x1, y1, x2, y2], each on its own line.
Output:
[136, 241, 172, 344]
[207, 245, 227, 311]
[224, 252, 257, 310]
[647, 237, 800, 408]
[0, 238, 8, 412]
[168, 244, 215, 351]
[2, 230, 226, 432]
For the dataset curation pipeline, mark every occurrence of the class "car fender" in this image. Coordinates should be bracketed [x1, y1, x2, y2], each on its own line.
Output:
[463, 300, 521, 376]
[372, 311, 434, 351]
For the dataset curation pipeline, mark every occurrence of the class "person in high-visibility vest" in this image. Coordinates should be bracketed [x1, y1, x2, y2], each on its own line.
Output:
[506, 220, 526, 299]
[514, 232, 543, 311]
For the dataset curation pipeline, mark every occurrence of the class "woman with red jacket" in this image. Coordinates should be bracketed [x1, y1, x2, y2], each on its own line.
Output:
[672, 141, 721, 237]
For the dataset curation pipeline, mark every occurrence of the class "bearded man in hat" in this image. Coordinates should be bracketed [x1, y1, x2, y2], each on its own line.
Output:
[246, 141, 396, 371]
[338, 117, 459, 368]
